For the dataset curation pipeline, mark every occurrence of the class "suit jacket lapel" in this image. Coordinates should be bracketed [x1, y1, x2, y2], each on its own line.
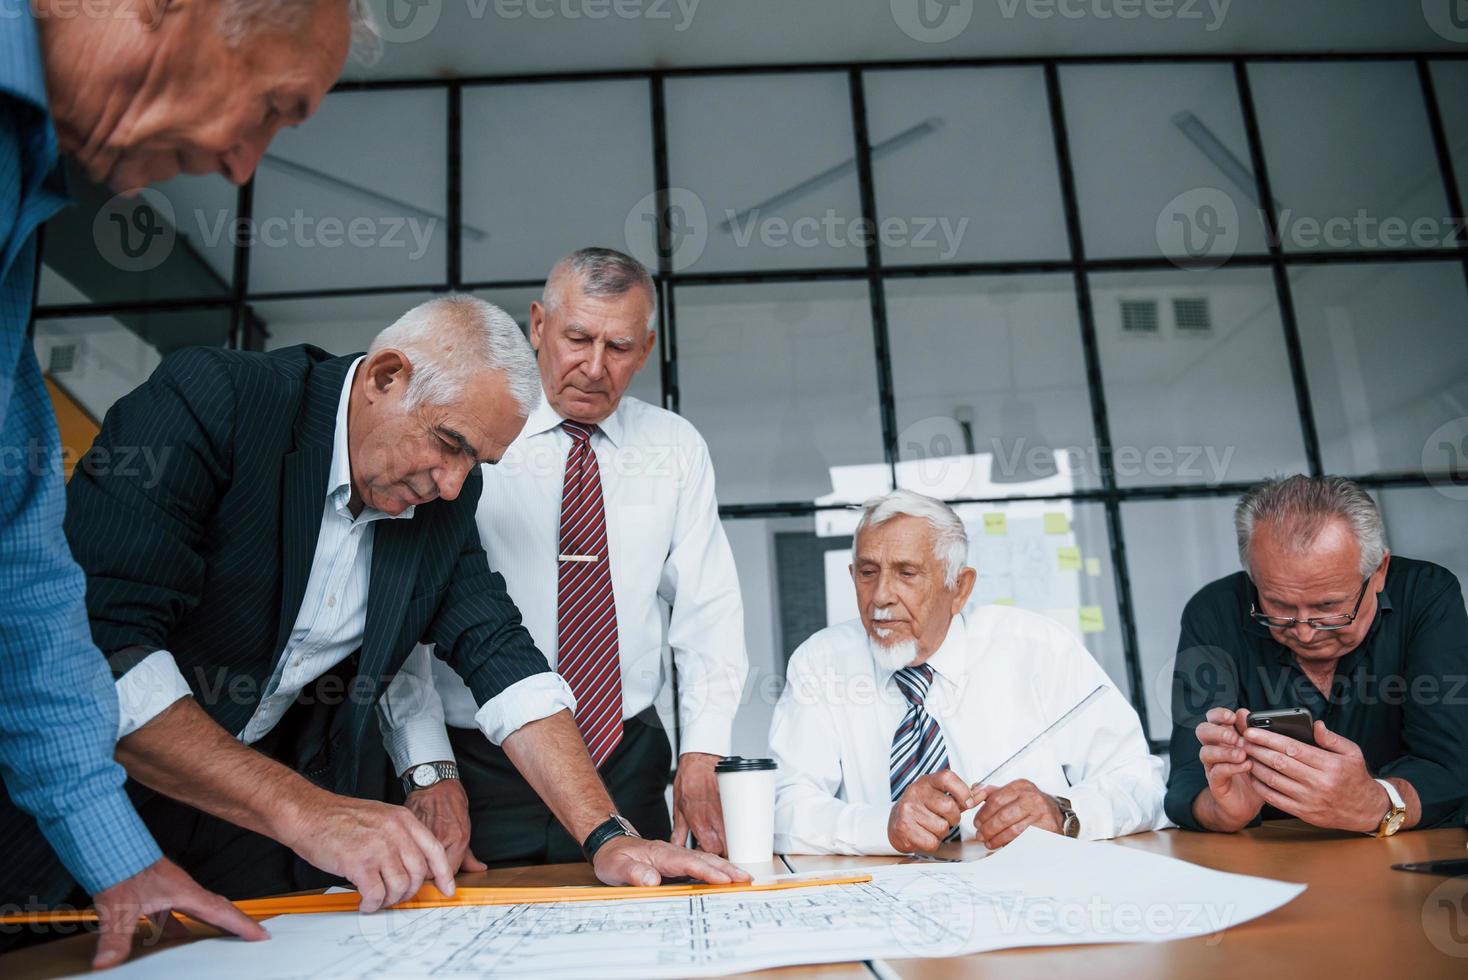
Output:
[361, 515, 427, 683]
[274, 355, 354, 655]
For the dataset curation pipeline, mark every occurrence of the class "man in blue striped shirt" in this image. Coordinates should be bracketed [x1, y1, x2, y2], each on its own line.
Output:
[1, 0, 358, 966]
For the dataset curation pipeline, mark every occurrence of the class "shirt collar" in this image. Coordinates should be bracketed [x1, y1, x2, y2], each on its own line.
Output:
[876, 613, 969, 691]
[520, 384, 626, 448]
[330, 357, 414, 522]
[0, 7, 50, 113]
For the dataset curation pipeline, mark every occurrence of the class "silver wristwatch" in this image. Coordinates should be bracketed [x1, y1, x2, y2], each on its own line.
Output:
[402, 761, 459, 796]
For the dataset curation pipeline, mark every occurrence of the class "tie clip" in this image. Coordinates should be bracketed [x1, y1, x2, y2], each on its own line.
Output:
[559, 554, 600, 563]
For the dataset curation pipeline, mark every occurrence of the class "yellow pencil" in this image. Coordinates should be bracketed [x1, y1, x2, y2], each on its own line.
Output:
[0, 873, 872, 926]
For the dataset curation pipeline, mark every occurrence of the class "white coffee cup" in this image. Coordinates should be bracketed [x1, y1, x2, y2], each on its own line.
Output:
[715, 757, 777, 865]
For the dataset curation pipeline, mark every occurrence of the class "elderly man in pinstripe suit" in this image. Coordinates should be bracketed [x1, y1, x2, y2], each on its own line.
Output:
[0, 295, 746, 925]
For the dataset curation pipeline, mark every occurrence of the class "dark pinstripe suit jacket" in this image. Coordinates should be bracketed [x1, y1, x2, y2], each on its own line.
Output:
[63, 345, 551, 793]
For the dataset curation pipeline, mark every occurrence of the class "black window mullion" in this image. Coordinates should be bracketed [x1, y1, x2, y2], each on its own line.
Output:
[1045, 62, 1149, 733]
[847, 69, 899, 489]
[1233, 59, 1324, 477]
[1415, 56, 1468, 306]
[650, 74, 678, 414]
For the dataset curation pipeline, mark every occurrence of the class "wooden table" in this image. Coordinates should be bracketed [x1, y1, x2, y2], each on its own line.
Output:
[784, 821, 1468, 978]
[4, 823, 1465, 978]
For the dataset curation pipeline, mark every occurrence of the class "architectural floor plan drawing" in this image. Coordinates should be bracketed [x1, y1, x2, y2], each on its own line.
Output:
[93, 830, 1306, 979]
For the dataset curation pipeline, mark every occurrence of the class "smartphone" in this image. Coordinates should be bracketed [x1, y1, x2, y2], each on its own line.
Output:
[1393, 859, 1468, 877]
[1246, 707, 1316, 746]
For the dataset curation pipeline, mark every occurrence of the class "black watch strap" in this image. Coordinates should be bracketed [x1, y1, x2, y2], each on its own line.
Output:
[581, 814, 639, 864]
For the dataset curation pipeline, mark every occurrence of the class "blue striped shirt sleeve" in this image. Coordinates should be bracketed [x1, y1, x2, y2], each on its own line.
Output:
[0, 92, 162, 893]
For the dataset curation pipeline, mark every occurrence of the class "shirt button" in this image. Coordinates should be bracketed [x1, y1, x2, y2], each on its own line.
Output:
[327, 595, 337, 608]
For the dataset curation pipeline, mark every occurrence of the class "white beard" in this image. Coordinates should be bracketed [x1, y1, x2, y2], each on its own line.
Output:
[867, 633, 919, 673]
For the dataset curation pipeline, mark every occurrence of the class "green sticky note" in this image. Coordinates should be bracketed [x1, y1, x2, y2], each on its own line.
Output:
[1079, 606, 1105, 633]
[1057, 546, 1082, 571]
[1085, 557, 1102, 577]
[992, 597, 1016, 607]
[1043, 512, 1070, 535]
[983, 512, 1008, 536]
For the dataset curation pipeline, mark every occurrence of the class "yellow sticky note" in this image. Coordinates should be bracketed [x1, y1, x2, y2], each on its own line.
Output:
[1085, 557, 1102, 577]
[1043, 512, 1069, 535]
[1079, 606, 1106, 633]
[1057, 546, 1082, 571]
[983, 512, 1007, 536]
[992, 597, 1016, 606]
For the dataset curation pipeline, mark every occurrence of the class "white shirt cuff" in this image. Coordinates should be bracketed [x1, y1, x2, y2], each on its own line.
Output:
[473, 672, 577, 745]
[1062, 783, 1115, 842]
[115, 651, 192, 739]
[678, 711, 736, 759]
[381, 716, 457, 778]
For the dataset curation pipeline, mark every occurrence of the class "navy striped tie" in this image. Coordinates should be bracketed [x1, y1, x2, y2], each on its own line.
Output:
[889, 664, 961, 842]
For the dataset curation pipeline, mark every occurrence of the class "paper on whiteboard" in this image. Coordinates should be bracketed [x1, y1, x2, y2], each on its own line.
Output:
[89, 829, 1304, 980]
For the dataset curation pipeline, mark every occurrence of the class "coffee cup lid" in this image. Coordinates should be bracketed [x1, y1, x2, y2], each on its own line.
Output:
[714, 756, 777, 773]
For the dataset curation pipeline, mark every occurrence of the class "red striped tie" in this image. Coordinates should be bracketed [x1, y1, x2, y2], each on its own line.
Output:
[556, 420, 623, 768]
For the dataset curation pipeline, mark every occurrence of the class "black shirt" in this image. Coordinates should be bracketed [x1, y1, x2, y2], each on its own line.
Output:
[1165, 556, 1468, 830]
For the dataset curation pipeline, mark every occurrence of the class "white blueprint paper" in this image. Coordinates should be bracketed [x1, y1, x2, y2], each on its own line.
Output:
[90, 829, 1305, 979]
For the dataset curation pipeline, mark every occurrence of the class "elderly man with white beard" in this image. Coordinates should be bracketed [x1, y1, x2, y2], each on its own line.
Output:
[769, 490, 1168, 855]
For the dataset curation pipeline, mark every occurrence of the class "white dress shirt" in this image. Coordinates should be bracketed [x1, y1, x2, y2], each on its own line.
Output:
[379, 387, 747, 775]
[115, 357, 573, 750]
[770, 606, 1169, 855]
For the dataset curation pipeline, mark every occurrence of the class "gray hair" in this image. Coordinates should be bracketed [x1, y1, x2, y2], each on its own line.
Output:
[543, 247, 658, 332]
[368, 295, 542, 415]
[1234, 475, 1387, 579]
[219, 0, 382, 63]
[854, 489, 970, 589]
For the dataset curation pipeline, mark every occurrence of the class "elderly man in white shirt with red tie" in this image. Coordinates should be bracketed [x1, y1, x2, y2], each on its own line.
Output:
[380, 247, 748, 867]
[771, 490, 1168, 855]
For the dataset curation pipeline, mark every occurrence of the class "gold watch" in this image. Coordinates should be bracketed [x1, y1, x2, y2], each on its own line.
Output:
[1055, 796, 1081, 838]
[1372, 779, 1407, 838]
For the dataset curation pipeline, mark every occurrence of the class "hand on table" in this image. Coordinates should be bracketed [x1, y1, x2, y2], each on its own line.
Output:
[592, 835, 751, 887]
[974, 779, 1063, 849]
[278, 792, 456, 913]
[91, 857, 267, 970]
[671, 752, 727, 856]
[1194, 707, 1266, 831]
[405, 778, 487, 875]
[887, 771, 980, 853]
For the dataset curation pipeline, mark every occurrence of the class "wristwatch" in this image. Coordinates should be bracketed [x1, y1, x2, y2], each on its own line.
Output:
[582, 813, 640, 864]
[401, 761, 458, 796]
[1055, 796, 1081, 839]
[1372, 779, 1407, 838]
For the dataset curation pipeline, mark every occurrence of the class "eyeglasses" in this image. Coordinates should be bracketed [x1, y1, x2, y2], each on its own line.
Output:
[1249, 576, 1371, 632]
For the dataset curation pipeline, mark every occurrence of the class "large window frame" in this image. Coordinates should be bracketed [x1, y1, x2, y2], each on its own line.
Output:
[34, 51, 1468, 746]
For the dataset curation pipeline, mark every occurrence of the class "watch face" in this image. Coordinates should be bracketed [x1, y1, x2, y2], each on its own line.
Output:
[412, 764, 438, 787]
[1385, 810, 1406, 836]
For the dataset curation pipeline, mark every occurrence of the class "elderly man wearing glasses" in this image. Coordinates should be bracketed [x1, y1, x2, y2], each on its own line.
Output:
[1166, 475, 1468, 836]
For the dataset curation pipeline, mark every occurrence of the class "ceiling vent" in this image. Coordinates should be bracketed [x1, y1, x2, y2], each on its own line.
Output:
[1173, 297, 1213, 334]
[1120, 299, 1160, 335]
[47, 343, 78, 375]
